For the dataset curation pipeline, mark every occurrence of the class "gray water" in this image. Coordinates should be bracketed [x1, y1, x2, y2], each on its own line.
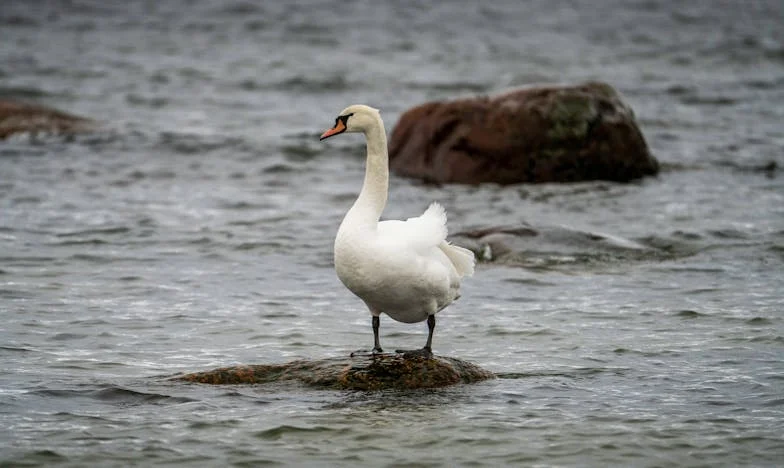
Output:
[2, 0, 783, 466]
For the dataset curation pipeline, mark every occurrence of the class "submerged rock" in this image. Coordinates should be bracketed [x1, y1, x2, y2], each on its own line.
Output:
[176, 353, 495, 390]
[389, 81, 659, 184]
[0, 100, 95, 139]
[450, 223, 666, 267]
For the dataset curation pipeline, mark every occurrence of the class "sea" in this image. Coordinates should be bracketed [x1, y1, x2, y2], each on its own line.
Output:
[1, 0, 783, 466]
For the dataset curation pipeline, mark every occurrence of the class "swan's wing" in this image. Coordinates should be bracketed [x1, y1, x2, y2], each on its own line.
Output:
[378, 202, 475, 279]
[378, 202, 448, 252]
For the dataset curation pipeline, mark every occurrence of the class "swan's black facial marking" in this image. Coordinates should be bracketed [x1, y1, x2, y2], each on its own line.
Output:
[332, 113, 353, 128]
[337, 112, 354, 125]
[320, 112, 354, 140]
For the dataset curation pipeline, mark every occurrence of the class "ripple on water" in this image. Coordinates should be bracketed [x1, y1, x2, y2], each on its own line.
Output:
[8, 450, 68, 466]
[0, 287, 36, 299]
[253, 424, 348, 441]
[486, 326, 557, 337]
[29, 385, 197, 406]
[674, 309, 708, 318]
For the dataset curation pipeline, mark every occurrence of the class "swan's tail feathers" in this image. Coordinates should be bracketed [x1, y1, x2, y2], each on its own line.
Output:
[404, 202, 448, 243]
[440, 242, 476, 278]
[421, 202, 448, 237]
[422, 202, 475, 277]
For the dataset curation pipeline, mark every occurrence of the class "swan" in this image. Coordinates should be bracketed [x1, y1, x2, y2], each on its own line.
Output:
[320, 104, 475, 357]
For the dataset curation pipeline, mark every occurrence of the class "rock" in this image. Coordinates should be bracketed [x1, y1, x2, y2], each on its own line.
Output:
[0, 100, 95, 139]
[450, 223, 664, 267]
[175, 353, 495, 390]
[389, 81, 659, 184]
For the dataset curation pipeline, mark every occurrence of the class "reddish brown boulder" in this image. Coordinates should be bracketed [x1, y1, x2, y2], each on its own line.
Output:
[0, 100, 95, 139]
[389, 82, 659, 184]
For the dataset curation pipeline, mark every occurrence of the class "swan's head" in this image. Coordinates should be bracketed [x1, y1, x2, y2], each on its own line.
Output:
[320, 104, 381, 140]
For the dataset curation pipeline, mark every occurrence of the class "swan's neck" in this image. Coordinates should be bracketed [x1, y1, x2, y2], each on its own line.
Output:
[346, 116, 388, 227]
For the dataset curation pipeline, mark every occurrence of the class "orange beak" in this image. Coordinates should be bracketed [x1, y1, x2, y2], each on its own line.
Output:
[320, 119, 347, 140]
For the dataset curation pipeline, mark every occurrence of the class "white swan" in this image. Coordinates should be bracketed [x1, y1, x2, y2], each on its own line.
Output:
[320, 104, 475, 357]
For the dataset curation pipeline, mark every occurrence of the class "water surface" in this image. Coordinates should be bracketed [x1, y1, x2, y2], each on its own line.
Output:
[1, 0, 783, 466]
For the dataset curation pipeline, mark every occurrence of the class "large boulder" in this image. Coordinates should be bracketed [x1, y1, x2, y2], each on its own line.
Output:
[176, 353, 495, 390]
[389, 82, 659, 184]
[0, 100, 95, 139]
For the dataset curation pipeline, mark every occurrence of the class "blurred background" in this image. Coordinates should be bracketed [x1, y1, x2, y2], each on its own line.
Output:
[1, 0, 783, 466]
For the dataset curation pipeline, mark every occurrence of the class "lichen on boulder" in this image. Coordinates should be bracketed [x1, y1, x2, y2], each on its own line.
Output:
[388, 81, 659, 184]
[176, 354, 495, 390]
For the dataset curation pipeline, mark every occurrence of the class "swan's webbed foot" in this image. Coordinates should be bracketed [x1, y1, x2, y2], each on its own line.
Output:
[395, 315, 436, 359]
[395, 346, 433, 359]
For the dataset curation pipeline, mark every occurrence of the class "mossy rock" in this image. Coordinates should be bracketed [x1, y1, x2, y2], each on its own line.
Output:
[175, 354, 495, 390]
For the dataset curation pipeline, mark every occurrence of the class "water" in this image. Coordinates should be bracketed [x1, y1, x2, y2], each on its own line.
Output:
[1, 0, 783, 465]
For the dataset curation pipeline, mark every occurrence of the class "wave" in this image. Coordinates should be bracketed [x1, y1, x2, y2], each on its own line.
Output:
[30, 385, 197, 406]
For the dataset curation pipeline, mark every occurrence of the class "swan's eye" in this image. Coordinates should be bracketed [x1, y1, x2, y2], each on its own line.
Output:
[338, 113, 354, 125]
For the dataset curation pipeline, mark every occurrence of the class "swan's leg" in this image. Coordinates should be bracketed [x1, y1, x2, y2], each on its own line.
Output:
[350, 311, 383, 357]
[423, 314, 435, 351]
[372, 315, 383, 354]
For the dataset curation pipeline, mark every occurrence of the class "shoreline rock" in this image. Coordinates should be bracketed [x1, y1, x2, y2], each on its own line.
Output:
[0, 100, 95, 139]
[389, 81, 659, 184]
[175, 353, 495, 390]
